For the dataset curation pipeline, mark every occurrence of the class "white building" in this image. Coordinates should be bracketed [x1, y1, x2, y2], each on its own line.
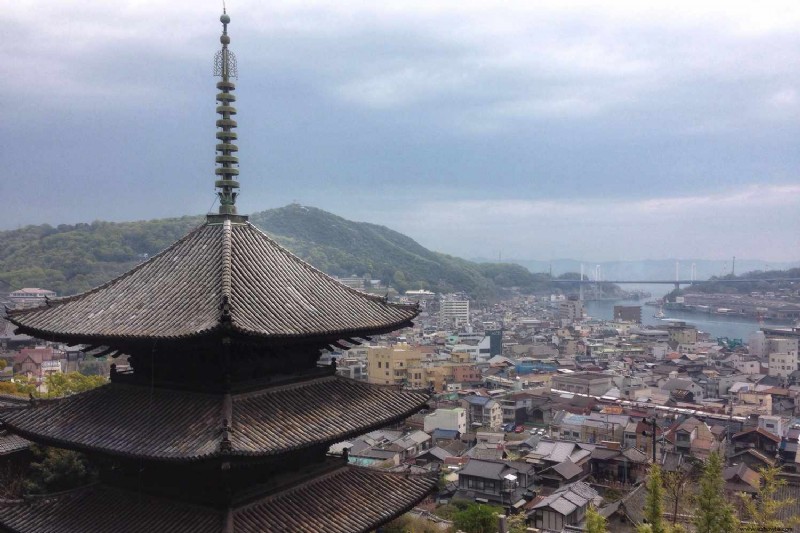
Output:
[769, 351, 799, 378]
[439, 295, 470, 328]
[767, 337, 799, 378]
[9, 288, 57, 309]
[423, 407, 467, 434]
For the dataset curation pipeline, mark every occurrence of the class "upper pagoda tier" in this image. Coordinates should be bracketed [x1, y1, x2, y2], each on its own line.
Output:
[5, 219, 417, 349]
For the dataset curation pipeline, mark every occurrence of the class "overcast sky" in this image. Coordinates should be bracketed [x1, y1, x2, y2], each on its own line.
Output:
[2, 1, 799, 262]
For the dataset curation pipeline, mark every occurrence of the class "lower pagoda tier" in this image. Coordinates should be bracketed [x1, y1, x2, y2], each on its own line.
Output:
[0, 464, 437, 533]
[0, 372, 429, 462]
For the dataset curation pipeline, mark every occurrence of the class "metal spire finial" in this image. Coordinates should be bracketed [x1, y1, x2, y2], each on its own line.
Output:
[212, 7, 240, 217]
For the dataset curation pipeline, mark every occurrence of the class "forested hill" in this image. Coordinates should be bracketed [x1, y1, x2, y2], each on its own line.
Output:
[684, 268, 800, 295]
[0, 204, 568, 300]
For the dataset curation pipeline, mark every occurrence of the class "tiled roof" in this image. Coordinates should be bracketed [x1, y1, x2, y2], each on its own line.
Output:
[1, 376, 428, 461]
[732, 427, 781, 443]
[723, 463, 761, 491]
[591, 448, 619, 461]
[0, 466, 436, 533]
[619, 483, 647, 525]
[6, 221, 418, 344]
[0, 395, 29, 411]
[621, 447, 649, 463]
[550, 459, 583, 481]
[0, 430, 30, 456]
[776, 481, 800, 532]
[459, 459, 507, 479]
[530, 481, 598, 517]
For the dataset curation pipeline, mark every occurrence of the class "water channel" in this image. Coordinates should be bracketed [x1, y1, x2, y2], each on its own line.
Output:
[582, 284, 775, 341]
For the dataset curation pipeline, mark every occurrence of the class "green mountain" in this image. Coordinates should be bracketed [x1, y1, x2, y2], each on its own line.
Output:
[0, 204, 560, 300]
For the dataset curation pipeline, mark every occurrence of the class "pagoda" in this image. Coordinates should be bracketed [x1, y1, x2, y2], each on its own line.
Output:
[0, 10, 436, 533]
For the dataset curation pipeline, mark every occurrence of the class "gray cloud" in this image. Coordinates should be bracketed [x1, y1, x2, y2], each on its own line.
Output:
[1, 1, 798, 262]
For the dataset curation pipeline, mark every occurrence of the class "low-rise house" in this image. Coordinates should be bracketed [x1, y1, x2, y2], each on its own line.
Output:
[414, 446, 453, 468]
[455, 459, 534, 505]
[430, 428, 461, 446]
[723, 463, 761, 495]
[728, 448, 777, 471]
[387, 430, 431, 460]
[731, 427, 780, 457]
[551, 371, 613, 396]
[589, 446, 649, 486]
[582, 413, 629, 444]
[527, 481, 600, 531]
[460, 395, 502, 430]
[733, 390, 773, 416]
[659, 378, 705, 403]
[537, 458, 585, 488]
[603, 482, 647, 533]
[553, 412, 587, 441]
[523, 439, 592, 467]
[13, 346, 60, 377]
[664, 417, 719, 460]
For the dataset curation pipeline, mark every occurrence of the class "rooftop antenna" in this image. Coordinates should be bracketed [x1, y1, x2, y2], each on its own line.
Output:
[212, 3, 241, 217]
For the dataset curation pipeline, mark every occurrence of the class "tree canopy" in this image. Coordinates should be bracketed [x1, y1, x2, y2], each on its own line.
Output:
[693, 451, 738, 533]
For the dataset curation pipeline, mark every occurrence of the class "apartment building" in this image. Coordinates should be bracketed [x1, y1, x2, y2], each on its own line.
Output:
[439, 295, 470, 328]
[366, 344, 424, 386]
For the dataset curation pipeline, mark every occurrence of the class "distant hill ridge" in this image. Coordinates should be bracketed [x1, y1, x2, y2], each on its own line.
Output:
[0, 204, 559, 300]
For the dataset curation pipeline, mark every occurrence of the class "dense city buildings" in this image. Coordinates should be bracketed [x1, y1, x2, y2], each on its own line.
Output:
[4, 268, 800, 530]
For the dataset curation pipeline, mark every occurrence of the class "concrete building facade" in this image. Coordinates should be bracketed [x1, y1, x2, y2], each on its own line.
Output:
[423, 408, 467, 434]
[366, 345, 424, 386]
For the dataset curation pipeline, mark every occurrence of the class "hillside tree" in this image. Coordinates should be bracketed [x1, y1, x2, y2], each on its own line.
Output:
[739, 465, 799, 530]
[693, 451, 738, 533]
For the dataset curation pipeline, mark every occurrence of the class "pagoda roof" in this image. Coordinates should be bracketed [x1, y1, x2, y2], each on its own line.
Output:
[0, 465, 436, 533]
[1, 375, 429, 462]
[5, 220, 417, 345]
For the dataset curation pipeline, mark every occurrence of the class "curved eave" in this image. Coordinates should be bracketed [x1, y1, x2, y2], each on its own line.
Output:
[0, 382, 431, 464]
[230, 388, 431, 460]
[0, 468, 437, 533]
[3, 320, 223, 347]
[6, 315, 417, 349]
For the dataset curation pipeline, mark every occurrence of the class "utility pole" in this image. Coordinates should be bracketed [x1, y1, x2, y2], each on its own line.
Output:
[642, 417, 658, 463]
[651, 418, 657, 463]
